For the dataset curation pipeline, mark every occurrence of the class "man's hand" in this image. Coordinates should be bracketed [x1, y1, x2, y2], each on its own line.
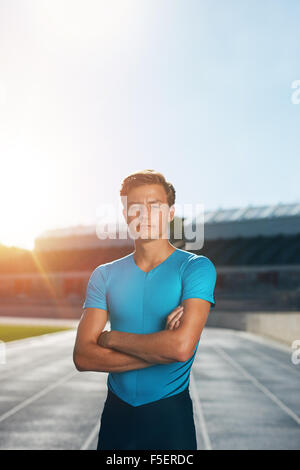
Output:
[97, 329, 112, 348]
[165, 305, 184, 330]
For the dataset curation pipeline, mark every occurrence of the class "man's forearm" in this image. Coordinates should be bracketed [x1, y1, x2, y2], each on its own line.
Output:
[75, 343, 160, 373]
[107, 329, 183, 363]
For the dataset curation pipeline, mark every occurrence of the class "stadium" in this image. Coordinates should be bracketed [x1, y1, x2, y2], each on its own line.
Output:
[1, 201, 299, 344]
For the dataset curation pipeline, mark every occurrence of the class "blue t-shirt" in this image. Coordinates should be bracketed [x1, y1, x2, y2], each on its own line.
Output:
[82, 247, 217, 406]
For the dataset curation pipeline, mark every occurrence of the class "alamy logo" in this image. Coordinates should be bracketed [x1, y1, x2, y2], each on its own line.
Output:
[291, 80, 300, 104]
[291, 340, 300, 365]
[95, 199, 206, 250]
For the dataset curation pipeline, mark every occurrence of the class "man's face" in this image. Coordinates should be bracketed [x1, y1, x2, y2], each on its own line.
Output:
[122, 184, 175, 240]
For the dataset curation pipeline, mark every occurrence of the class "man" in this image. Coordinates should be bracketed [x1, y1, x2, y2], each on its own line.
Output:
[73, 169, 217, 450]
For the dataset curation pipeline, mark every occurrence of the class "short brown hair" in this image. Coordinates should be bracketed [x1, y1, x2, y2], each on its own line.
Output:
[120, 169, 176, 207]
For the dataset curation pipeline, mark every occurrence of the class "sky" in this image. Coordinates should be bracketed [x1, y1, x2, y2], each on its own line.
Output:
[0, 0, 299, 249]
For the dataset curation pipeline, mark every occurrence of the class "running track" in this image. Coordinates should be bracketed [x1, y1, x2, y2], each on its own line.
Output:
[0, 326, 299, 450]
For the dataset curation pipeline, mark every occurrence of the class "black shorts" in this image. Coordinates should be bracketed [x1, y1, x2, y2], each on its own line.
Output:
[96, 386, 197, 450]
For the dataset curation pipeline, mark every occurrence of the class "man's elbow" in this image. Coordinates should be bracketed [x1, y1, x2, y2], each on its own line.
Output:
[73, 358, 83, 372]
[175, 342, 193, 363]
[73, 351, 85, 372]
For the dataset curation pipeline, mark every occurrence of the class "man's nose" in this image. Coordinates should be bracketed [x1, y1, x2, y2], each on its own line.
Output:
[140, 205, 151, 220]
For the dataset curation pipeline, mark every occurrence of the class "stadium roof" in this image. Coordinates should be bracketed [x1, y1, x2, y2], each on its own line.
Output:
[36, 202, 300, 245]
[184, 201, 300, 243]
[202, 202, 300, 224]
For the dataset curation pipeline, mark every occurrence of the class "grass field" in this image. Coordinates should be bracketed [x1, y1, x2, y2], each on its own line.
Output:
[0, 323, 75, 342]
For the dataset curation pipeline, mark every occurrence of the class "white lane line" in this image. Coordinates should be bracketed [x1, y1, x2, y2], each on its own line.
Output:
[0, 315, 78, 328]
[0, 369, 78, 424]
[214, 344, 300, 426]
[237, 341, 300, 375]
[233, 329, 292, 353]
[81, 420, 100, 450]
[4, 330, 76, 352]
[230, 330, 300, 375]
[1, 357, 73, 385]
[0, 332, 76, 379]
[190, 371, 212, 450]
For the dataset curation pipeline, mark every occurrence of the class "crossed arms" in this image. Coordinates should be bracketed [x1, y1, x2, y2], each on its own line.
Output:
[73, 298, 211, 373]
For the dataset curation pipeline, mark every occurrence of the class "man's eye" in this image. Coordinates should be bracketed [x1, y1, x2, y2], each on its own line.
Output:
[129, 204, 142, 212]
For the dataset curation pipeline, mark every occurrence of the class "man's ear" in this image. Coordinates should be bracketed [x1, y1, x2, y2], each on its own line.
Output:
[122, 207, 128, 224]
[168, 204, 175, 223]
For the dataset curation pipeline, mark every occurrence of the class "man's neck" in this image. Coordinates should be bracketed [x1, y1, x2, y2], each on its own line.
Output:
[133, 240, 176, 267]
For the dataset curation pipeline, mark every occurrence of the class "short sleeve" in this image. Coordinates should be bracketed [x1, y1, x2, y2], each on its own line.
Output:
[181, 255, 217, 309]
[82, 265, 108, 310]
